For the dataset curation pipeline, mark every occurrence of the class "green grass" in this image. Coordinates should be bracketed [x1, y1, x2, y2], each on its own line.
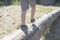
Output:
[0, 5, 59, 39]
[12, 0, 19, 5]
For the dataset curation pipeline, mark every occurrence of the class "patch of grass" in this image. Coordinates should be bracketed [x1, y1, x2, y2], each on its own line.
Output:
[12, 0, 19, 5]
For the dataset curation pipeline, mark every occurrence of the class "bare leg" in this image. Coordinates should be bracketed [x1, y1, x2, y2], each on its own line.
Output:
[31, 6, 36, 19]
[21, 10, 28, 30]
[21, 11, 27, 25]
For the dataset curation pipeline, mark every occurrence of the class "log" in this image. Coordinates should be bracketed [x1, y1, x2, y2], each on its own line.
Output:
[0, 8, 60, 40]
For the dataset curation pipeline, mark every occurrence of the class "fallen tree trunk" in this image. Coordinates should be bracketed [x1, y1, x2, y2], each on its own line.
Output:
[0, 8, 60, 40]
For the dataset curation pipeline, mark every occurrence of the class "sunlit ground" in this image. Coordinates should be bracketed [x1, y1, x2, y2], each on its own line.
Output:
[0, 4, 60, 39]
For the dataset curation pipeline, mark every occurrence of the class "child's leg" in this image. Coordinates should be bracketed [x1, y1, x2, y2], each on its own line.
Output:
[21, 11, 26, 25]
[31, 0, 36, 19]
[28, 0, 36, 22]
[31, 6, 36, 20]
[20, 0, 29, 25]
[31, 6, 36, 23]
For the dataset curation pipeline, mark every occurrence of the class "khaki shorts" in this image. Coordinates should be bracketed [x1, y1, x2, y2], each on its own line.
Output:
[20, 0, 36, 11]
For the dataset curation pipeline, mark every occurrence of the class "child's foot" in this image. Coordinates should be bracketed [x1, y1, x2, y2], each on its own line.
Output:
[31, 18, 35, 23]
[20, 25, 28, 30]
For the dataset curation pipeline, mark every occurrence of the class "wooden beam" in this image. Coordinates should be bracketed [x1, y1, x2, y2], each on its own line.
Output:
[0, 8, 60, 40]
